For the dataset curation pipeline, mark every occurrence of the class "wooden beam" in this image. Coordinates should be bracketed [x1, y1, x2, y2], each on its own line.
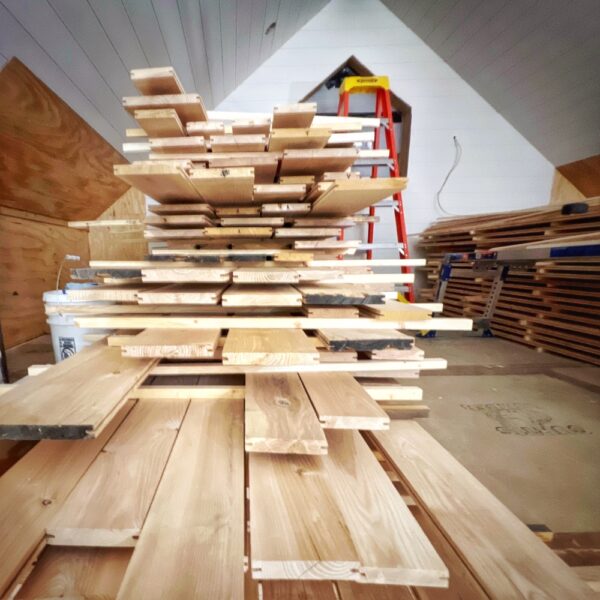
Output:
[47, 398, 188, 547]
[0, 344, 155, 440]
[116, 399, 244, 599]
[245, 373, 327, 454]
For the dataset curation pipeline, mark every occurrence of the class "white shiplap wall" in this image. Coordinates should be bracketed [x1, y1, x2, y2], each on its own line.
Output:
[217, 0, 555, 248]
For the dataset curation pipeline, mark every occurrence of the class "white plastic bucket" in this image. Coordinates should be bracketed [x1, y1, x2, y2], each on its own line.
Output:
[43, 290, 113, 362]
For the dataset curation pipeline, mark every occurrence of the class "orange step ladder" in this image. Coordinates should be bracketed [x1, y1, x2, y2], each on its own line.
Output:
[337, 75, 414, 302]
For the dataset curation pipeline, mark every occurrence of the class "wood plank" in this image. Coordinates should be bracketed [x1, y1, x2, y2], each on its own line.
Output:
[144, 214, 213, 228]
[141, 267, 232, 283]
[123, 93, 208, 123]
[245, 373, 327, 455]
[323, 430, 448, 586]
[233, 267, 299, 284]
[318, 329, 414, 352]
[116, 399, 244, 599]
[150, 136, 206, 153]
[16, 546, 131, 600]
[188, 166, 254, 204]
[121, 329, 220, 359]
[0, 402, 132, 596]
[215, 205, 261, 216]
[47, 399, 188, 547]
[206, 154, 278, 184]
[268, 128, 330, 151]
[66, 284, 145, 302]
[222, 284, 302, 307]
[254, 184, 307, 201]
[134, 108, 185, 137]
[222, 329, 319, 366]
[362, 301, 431, 321]
[275, 227, 340, 238]
[300, 373, 390, 430]
[280, 148, 358, 176]
[210, 134, 267, 152]
[272, 103, 316, 128]
[131, 66, 184, 95]
[114, 161, 199, 203]
[0, 344, 154, 439]
[372, 421, 595, 599]
[137, 283, 225, 304]
[249, 452, 360, 580]
[186, 120, 226, 137]
[262, 203, 311, 216]
[203, 226, 273, 238]
[231, 118, 271, 135]
[220, 217, 284, 226]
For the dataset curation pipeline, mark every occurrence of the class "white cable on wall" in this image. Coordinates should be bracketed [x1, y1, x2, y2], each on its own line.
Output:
[435, 135, 463, 216]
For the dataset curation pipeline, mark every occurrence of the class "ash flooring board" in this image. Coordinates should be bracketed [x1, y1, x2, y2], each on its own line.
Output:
[121, 328, 220, 359]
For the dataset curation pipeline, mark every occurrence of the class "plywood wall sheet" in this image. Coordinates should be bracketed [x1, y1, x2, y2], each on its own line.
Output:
[0, 214, 89, 348]
[557, 154, 600, 198]
[0, 58, 129, 220]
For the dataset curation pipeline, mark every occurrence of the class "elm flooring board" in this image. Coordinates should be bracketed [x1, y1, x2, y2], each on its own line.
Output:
[134, 108, 185, 137]
[16, 546, 132, 600]
[47, 399, 188, 547]
[222, 284, 302, 307]
[372, 421, 595, 599]
[121, 329, 220, 359]
[322, 430, 448, 587]
[272, 103, 317, 129]
[279, 148, 358, 177]
[233, 267, 300, 284]
[300, 373, 390, 430]
[116, 398, 244, 600]
[148, 203, 215, 216]
[0, 344, 155, 440]
[318, 329, 414, 352]
[222, 329, 319, 366]
[0, 402, 133, 597]
[245, 373, 328, 455]
[141, 267, 232, 283]
[123, 93, 208, 123]
[131, 67, 185, 95]
[188, 167, 255, 204]
[136, 283, 226, 304]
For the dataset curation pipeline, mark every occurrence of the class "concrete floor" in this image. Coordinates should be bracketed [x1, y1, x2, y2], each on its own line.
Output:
[4, 332, 600, 533]
[418, 334, 600, 533]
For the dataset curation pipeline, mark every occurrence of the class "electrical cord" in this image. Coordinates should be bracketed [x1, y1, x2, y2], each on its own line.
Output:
[435, 135, 462, 216]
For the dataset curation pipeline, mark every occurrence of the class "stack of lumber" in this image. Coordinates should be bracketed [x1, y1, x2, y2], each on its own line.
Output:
[418, 200, 600, 365]
[0, 66, 592, 599]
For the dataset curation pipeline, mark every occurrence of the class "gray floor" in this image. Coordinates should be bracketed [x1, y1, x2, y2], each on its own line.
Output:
[418, 334, 600, 532]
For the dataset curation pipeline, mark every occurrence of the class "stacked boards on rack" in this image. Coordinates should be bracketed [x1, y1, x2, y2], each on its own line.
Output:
[1, 67, 587, 600]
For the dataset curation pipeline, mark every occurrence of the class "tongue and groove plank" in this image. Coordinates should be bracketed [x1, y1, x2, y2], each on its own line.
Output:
[245, 373, 327, 455]
[134, 109, 185, 138]
[300, 373, 390, 431]
[121, 329, 220, 359]
[0, 402, 133, 597]
[47, 399, 188, 548]
[222, 284, 302, 307]
[131, 67, 185, 95]
[272, 103, 317, 129]
[317, 329, 414, 352]
[373, 421, 595, 599]
[137, 283, 226, 305]
[123, 93, 208, 123]
[116, 398, 244, 600]
[0, 344, 155, 440]
[222, 329, 319, 366]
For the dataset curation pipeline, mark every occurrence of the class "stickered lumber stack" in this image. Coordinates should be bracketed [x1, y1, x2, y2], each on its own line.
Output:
[0, 66, 592, 600]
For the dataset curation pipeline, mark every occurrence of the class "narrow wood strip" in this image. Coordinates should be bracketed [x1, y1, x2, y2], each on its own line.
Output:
[116, 399, 244, 599]
[245, 374, 327, 455]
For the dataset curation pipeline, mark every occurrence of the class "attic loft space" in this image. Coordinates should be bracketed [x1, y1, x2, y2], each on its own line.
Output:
[301, 56, 412, 176]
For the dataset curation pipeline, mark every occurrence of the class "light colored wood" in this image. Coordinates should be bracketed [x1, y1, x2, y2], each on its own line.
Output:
[16, 546, 132, 599]
[275, 227, 340, 238]
[134, 108, 185, 137]
[144, 227, 206, 240]
[268, 128, 331, 151]
[123, 93, 208, 123]
[141, 267, 232, 283]
[0, 402, 132, 597]
[300, 372, 390, 430]
[131, 386, 244, 400]
[126, 127, 147, 137]
[272, 103, 316, 128]
[279, 175, 316, 185]
[262, 203, 311, 216]
[550, 170, 587, 205]
[203, 226, 273, 238]
[220, 216, 284, 226]
[0, 344, 154, 439]
[47, 399, 188, 547]
[222, 284, 302, 307]
[131, 66, 185, 95]
[233, 267, 299, 284]
[116, 399, 244, 599]
[323, 430, 448, 586]
[210, 134, 267, 152]
[186, 121, 226, 137]
[373, 422, 596, 599]
[137, 283, 225, 304]
[254, 184, 307, 201]
[308, 259, 425, 268]
[249, 451, 360, 580]
[206, 154, 278, 183]
[188, 167, 254, 204]
[114, 161, 199, 203]
[304, 306, 359, 318]
[362, 301, 431, 321]
[150, 136, 207, 153]
[222, 329, 319, 366]
[364, 385, 423, 401]
[144, 214, 213, 228]
[215, 205, 261, 216]
[311, 178, 408, 216]
[121, 328, 220, 359]
[65, 284, 144, 302]
[231, 118, 271, 135]
[245, 374, 327, 455]
[280, 148, 358, 176]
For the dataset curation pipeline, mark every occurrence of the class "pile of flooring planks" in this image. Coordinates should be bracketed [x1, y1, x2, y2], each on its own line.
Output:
[0, 66, 593, 599]
[418, 200, 600, 365]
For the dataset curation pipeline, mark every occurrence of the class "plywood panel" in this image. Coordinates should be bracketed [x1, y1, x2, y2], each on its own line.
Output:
[0, 59, 128, 220]
[0, 214, 89, 348]
[557, 154, 600, 198]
